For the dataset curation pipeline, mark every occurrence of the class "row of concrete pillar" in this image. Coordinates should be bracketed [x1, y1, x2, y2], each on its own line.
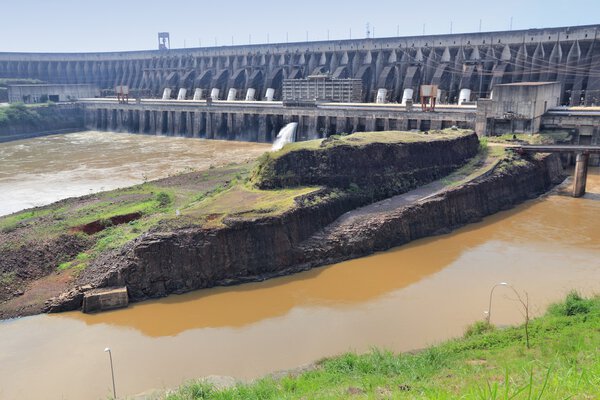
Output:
[84, 107, 471, 142]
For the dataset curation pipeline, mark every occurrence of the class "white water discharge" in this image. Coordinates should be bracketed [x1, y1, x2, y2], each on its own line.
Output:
[271, 122, 298, 151]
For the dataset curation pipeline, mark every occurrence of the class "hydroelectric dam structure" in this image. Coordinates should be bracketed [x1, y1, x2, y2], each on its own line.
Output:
[2, 24, 600, 144]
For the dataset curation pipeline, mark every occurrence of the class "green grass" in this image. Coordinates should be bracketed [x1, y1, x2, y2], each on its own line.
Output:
[487, 131, 572, 145]
[0, 271, 16, 285]
[183, 184, 319, 226]
[0, 162, 319, 271]
[0, 208, 55, 233]
[164, 293, 600, 399]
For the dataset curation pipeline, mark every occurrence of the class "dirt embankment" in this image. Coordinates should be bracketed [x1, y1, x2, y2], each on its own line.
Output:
[0, 233, 92, 318]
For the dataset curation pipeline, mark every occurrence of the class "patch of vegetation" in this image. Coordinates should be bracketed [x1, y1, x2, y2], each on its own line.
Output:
[183, 184, 319, 226]
[464, 320, 496, 338]
[0, 161, 321, 270]
[57, 261, 74, 271]
[494, 151, 532, 175]
[268, 129, 472, 159]
[0, 102, 83, 134]
[0, 271, 16, 285]
[57, 251, 92, 273]
[487, 131, 572, 145]
[156, 191, 173, 208]
[0, 208, 54, 233]
[165, 293, 600, 399]
[548, 290, 594, 316]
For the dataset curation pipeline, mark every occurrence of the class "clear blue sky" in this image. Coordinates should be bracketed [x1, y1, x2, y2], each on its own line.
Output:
[2, 0, 599, 52]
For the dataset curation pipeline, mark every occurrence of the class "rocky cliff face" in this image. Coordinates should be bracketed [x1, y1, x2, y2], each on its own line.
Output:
[292, 153, 566, 267]
[254, 133, 480, 200]
[50, 138, 565, 312]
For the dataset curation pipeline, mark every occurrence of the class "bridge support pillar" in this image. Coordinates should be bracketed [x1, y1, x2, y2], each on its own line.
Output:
[116, 110, 123, 132]
[149, 111, 157, 134]
[156, 111, 163, 135]
[258, 115, 267, 142]
[139, 110, 146, 134]
[167, 111, 174, 135]
[206, 113, 214, 139]
[573, 152, 590, 198]
[186, 112, 193, 137]
[193, 112, 201, 138]
[366, 117, 376, 132]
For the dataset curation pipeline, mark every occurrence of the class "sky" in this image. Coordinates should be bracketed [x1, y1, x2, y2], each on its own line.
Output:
[1, 0, 599, 53]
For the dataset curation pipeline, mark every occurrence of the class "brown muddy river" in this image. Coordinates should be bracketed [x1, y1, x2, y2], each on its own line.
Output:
[0, 135, 599, 399]
[0, 131, 270, 217]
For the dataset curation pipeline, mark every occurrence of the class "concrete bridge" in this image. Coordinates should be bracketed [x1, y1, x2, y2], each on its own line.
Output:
[2, 24, 600, 105]
[513, 144, 600, 197]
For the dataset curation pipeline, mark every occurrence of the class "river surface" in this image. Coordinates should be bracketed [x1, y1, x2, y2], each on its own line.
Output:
[0, 131, 270, 217]
[0, 134, 599, 399]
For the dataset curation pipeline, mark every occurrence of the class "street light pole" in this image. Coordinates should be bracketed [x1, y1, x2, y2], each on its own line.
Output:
[104, 347, 117, 399]
[485, 282, 509, 323]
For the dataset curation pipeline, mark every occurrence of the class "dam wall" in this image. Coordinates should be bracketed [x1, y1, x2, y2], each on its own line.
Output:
[1, 25, 599, 105]
[81, 100, 476, 142]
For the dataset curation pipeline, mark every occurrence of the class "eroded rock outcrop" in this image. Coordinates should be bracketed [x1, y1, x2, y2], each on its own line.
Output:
[55, 133, 565, 312]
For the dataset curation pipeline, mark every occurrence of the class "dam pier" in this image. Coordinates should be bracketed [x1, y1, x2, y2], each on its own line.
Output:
[80, 99, 475, 142]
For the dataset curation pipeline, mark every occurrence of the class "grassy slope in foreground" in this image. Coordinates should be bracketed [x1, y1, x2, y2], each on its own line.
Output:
[166, 293, 600, 399]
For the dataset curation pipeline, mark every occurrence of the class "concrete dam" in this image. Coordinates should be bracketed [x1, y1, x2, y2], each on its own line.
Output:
[2, 24, 600, 106]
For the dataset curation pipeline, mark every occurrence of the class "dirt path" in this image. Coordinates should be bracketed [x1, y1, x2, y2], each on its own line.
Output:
[298, 152, 500, 249]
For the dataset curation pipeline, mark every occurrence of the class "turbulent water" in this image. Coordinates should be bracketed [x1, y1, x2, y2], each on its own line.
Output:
[0, 131, 270, 217]
[271, 122, 298, 151]
[0, 161, 598, 398]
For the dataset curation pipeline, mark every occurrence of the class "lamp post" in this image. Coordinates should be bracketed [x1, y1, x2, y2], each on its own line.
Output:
[485, 282, 531, 348]
[104, 347, 117, 399]
[485, 282, 510, 323]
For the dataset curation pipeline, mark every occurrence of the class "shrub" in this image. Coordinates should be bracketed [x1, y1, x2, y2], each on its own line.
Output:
[156, 191, 172, 207]
[464, 320, 496, 338]
[549, 291, 593, 316]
